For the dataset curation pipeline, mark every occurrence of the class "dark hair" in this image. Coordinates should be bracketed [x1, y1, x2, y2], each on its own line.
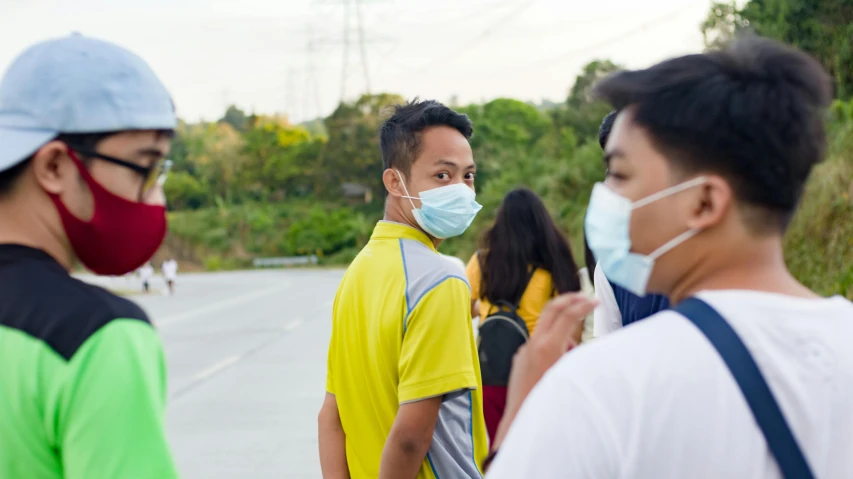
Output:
[582, 230, 596, 286]
[479, 188, 580, 304]
[57, 130, 174, 152]
[0, 130, 173, 197]
[0, 159, 31, 197]
[582, 111, 619, 284]
[598, 110, 618, 150]
[595, 35, 832, 232]
[379, 98, 473, 176]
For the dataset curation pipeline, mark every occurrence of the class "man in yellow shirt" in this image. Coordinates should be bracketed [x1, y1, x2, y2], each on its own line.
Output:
[319, 99, 488, 479]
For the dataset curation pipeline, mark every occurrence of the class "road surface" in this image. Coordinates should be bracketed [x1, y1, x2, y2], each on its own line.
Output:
[84, 269, 344, 479]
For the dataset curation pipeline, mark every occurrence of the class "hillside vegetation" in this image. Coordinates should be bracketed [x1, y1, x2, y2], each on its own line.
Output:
[163, 2, 853, 298]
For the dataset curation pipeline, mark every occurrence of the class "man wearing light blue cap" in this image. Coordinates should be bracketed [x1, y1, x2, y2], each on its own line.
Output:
[0, 34, 179, 478]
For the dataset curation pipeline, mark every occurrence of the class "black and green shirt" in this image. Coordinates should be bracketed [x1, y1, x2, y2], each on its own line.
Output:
[0, 245, 178, 479]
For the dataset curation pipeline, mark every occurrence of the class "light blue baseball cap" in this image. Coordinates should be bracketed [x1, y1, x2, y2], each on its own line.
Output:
[0, 33, 176, 172]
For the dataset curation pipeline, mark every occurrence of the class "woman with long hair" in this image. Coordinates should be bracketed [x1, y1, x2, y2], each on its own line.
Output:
[465, 188, 585, 442]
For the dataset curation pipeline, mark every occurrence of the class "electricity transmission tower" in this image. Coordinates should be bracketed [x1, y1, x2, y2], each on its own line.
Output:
[314, 0, 391, 103]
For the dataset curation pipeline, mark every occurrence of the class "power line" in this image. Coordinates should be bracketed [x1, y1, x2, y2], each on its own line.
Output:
[519, 7, 689, 70]
[375, 0, 517, 31]
[409, 0, 540, 75]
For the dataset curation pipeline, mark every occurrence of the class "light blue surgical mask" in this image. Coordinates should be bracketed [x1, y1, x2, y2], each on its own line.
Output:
[396, 170, 482, 239]
[585, 177, 707, 296]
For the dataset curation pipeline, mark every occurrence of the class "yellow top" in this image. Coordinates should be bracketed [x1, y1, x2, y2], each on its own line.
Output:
[466, 253, 556, 335]
[326, 221, 488, 479]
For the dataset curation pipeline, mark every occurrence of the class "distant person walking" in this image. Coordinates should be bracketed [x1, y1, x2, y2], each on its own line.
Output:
[162, 258, 178, 295]
[319, 99, 488, 479]
[140, 262, 155, 293]
[0, 34, 178, 478]
[465, 188, 583, 442]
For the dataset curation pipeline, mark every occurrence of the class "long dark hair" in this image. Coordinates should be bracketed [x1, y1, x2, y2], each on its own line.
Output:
[479, 188, 580, 304]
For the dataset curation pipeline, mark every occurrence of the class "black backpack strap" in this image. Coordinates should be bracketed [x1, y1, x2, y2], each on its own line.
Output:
[675, 298, 815, 479]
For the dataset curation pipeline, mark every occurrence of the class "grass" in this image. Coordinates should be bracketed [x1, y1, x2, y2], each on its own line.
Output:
[784, 150, 853, 298]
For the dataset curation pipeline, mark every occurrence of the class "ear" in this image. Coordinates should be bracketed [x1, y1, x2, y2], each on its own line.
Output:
[687, 175, 732, 230]
[382, 168, 406, 198]
[30, 141, 71, 195]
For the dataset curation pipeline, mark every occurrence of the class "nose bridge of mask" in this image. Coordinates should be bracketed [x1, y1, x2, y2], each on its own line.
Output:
[420, 182, 475, 207]
[631, 176, 708, 210]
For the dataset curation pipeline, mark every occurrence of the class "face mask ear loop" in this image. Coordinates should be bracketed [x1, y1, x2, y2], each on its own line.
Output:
[632, 176, 708, 210]
[394, 170, 418, 209]
[648, 229, 699, 261]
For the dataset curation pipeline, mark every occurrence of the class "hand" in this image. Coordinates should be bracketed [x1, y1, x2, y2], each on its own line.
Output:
[492, 293, 598, 450]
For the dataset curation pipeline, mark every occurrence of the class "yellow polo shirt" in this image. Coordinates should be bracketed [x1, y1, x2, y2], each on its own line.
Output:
[326, 221, 488, 479]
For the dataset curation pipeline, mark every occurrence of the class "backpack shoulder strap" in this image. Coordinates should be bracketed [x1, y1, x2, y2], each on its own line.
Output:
[513, 266, 538, 309]
[674, 297, 815, 479]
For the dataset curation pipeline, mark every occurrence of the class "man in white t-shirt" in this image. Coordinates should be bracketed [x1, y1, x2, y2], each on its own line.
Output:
[486, 36, 853, 478]
[161, 258, 178, 295]
[139, 262, 154, 293]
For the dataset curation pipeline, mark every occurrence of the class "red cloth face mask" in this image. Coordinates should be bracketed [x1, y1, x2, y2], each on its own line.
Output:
[49, 150, 167, 276]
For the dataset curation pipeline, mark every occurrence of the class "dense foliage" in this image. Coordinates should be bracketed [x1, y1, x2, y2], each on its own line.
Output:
[164, 7, 853, 298]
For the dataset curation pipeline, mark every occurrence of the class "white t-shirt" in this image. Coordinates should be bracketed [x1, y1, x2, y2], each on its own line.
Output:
[139, 265, 154, 281]
[162, 260, 178, 280]
[593, 262, 622, 336]
[487, 290, 853, 478]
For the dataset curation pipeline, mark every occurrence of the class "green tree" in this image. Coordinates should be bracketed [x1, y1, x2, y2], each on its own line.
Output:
[181, 122, 248, 204]
[220, 105, 248, 132]
[554, 60, 623, 144]
[165, 171, 209, 210]
[322, 93, 405, 198]
[243, 116, 326, 199]
[701, 2, 751, 49]
[466, 98, 551, 154]
[704, 0, 853, 99]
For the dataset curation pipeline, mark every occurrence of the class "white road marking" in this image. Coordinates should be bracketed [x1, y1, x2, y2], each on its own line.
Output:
[156, 281, 292, 326]
[283, 319, 304, 332]
[194, 355, 241, 381]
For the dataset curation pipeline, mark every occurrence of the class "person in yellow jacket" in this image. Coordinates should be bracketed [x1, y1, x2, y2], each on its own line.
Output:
[466, 188, 584, 442]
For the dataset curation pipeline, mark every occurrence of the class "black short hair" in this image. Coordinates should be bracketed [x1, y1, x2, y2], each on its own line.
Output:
[0, 130, 173, 197]
[0, 158, 31, 197]
[595, 35, 832, 232]
[57, 130, 174, 152]
[598, 110, 618, 150]
[380, 99, 473, 176]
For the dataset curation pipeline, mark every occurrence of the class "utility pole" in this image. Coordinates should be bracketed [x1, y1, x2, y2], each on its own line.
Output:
[340, 0, 351, 103]
[355, 0, 371, 94]
[285, 67, 297, 122]
[313, 0, 390, 103]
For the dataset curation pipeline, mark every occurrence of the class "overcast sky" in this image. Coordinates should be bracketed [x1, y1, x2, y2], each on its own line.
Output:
[1, 0, 710, 123]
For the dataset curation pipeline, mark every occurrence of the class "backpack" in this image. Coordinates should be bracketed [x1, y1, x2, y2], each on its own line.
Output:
[477, 265, 538, 387]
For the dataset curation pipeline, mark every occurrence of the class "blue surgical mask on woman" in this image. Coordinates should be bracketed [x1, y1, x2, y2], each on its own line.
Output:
[395, 170, 482, 239]
[585, 176, 707, 296]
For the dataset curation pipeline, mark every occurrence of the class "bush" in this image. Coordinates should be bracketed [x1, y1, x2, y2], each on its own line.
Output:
[785, 131, 853, 297]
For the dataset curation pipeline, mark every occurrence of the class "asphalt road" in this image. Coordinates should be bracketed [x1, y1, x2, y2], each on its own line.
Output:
[85, 269, 344, 479]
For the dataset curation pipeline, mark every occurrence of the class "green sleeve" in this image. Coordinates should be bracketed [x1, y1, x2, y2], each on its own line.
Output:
[57, 319, 178, 479]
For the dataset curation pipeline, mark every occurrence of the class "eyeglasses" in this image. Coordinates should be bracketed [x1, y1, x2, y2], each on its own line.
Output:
[69, 147, 172, 200]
